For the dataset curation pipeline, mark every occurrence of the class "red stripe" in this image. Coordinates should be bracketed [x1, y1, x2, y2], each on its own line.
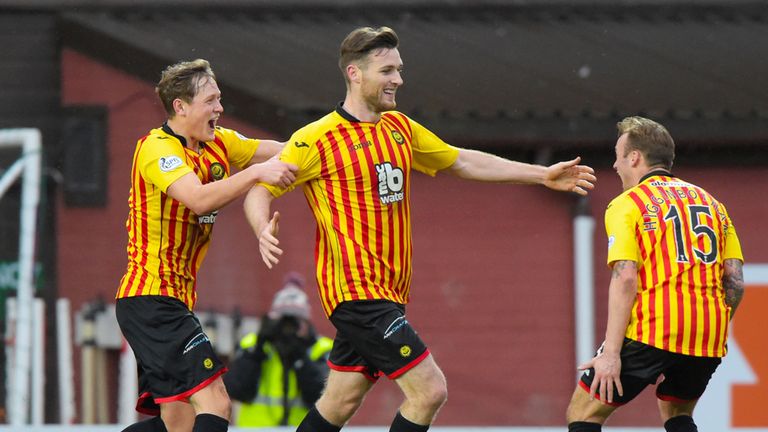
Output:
[336, 124, 374, 300]
[629, 190, 658, 344]
[320, 132, 359, 301]
[645, 184, 673, 350]
[627, 191, 646, 340]
[388, 122, 412, 299]
[379, 128, 406, 301]
[383, 112, 413, 143]
[691, 188, 711, 355]
[387, 349, 430, 379]
[327, 361, 381, 382]
[314, 139, 342, 313]
[153, 367, 227, 404]
[325, 129, 359, 300]
[368, 127, 392, 295]
[351, 122, 388, 300]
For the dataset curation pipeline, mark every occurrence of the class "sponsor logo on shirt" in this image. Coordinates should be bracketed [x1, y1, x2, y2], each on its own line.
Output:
[159, 155, 183, 172]
[198, 210, 218, 225]
[376, 162, 404, 205]
[608, 235, 615, 250]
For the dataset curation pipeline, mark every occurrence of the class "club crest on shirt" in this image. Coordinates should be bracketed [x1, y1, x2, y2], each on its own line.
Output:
[210, 162, 225, 180]
[159, 155, 183, 172]
[391, 130, 405, 145]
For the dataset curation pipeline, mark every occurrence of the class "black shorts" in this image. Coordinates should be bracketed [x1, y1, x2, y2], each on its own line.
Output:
[579, 338, 722, 406]
[328, 300, 429, 381]
[115, 296, 226, 415]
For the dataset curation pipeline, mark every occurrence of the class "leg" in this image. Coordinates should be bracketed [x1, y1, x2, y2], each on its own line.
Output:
[159, 402, 195, 432]
[658, 399, 698, 431]
[565, 386, 618, 429]
[392, 355, 447, 426]
[188, 376, 231, 419]
[188, 377, 231, 432]
[314, 369, 375, 426]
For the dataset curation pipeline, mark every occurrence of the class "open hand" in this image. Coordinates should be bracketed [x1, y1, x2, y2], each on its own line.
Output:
[543, 157, 596, 196]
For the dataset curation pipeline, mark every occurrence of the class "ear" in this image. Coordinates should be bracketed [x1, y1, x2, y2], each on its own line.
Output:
[629, 150, 642, 167]
[347, 63, 362, 85]
[172, 98, 186, 116]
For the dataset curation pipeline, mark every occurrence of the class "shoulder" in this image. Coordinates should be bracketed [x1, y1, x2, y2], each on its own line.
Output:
[291, 112, 338, 143]
[606, 189, 641, 216]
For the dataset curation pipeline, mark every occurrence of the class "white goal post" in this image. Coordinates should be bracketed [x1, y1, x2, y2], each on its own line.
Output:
[0, 128, 42, 426]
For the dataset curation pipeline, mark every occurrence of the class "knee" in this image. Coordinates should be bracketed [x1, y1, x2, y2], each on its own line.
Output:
[319, 386, 366, 420]
[411, 380, 448, 413]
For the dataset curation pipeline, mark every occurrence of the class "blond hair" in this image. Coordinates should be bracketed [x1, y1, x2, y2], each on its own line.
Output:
[617, 116, 675, 170]
[156, 59, 216, 117]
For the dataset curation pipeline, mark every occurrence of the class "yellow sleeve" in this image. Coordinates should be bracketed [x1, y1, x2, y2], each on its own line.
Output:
[720, 204, 744, 262]
[605, 195, 641, 267]
[407, 116, 460, 176]
[215, 127, 259, 170]
[261, 126, 323, 198]
[139, 136, 194, 193]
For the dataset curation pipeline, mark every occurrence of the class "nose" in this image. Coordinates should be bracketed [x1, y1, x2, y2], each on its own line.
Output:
[393, 71, 404, 86]
[215, 99, 224, 113]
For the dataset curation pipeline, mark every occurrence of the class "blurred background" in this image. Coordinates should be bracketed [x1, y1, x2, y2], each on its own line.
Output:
[0, 0, 767, 430]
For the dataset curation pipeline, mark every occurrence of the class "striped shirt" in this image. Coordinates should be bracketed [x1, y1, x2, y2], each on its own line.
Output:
[605, 171, 743, 357]
[264, 106, 459, 317]
[116, 124, 258, 310]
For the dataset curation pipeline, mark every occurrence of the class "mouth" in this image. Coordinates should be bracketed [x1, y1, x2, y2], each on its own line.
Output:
[208, 118, 217, 130]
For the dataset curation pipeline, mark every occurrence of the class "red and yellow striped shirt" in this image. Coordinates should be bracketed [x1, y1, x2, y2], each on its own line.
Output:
[264, 107, 459, 317]
[116, 124, 258, 310]
[605, 172, 743, 357]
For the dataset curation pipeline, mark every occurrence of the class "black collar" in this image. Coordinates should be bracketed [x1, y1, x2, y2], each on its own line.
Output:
[639, 169, 674, 184]
[162, 122, 188, 147]
[335, 102, 361, 123]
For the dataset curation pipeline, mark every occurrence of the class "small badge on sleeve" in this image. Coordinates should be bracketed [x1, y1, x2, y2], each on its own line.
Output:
[159, 156, 183, 172]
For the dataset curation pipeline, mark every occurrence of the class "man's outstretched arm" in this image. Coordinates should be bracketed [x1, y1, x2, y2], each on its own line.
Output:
[445, 149, 596, 195]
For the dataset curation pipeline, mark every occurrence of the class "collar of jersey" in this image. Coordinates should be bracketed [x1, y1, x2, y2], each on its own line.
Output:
[161, 122, 208, 150]
[335, 101, 361, 123]
[640, 169, 674, 184]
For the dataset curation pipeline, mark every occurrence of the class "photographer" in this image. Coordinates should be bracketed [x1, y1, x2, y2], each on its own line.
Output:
[224, 274, 332, 427]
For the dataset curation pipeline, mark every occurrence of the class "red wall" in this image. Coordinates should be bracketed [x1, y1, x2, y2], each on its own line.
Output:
[59, 48, 768, 426]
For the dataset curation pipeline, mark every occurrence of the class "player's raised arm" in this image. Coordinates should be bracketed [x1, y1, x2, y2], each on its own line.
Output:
[244, 185, 282, 269]
[445, 148, 596, 195]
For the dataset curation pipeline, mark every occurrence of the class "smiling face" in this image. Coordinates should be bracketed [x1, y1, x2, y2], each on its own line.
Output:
[356, 47, 404, 113]
[172, 76, 223, 145]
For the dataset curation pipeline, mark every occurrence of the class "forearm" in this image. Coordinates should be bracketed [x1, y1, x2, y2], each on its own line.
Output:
[244, 185, 274, 236]
[603, 260, 638, 354]
[723, 258, 745, 319]
[447, 149, 546, 184]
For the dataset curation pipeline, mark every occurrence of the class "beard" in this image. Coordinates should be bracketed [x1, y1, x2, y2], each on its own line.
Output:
[362, 87, 396, 113]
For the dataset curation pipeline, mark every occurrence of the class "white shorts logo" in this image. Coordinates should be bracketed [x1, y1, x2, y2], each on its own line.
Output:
[159, 156, 183, 172]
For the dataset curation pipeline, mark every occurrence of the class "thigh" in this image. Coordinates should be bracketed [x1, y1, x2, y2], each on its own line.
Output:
[329, 300, 429, 379]
[394, 354, 446, 400]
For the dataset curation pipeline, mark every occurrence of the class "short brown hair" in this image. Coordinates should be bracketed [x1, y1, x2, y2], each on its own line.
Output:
[156, 59, 216, 117]
[338, 26, 399, 83]
[617, 116, 675, 170]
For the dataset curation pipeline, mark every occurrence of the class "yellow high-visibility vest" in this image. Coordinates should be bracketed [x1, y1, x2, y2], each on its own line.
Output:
[235, 333, 332, 427]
